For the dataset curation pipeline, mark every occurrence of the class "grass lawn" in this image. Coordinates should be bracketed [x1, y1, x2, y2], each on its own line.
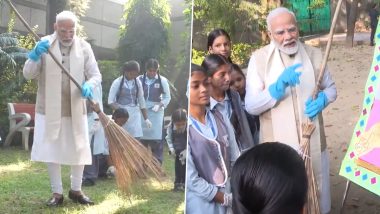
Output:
[0, 146, 184, 214]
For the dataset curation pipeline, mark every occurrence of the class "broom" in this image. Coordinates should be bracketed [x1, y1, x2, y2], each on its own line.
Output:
[5, 0, 163, 195]
[301, 0, 344, 212]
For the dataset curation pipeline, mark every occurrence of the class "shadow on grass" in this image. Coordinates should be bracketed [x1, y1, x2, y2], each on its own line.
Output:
[0, 147, 184, 214]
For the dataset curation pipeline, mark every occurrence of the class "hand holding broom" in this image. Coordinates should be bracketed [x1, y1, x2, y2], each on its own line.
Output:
[301, 0, 344, 213]
[5, 0, 163, 195]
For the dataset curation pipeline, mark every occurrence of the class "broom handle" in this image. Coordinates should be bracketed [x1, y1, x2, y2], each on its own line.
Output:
[311, 0, 344, 99]
[5, 0, 84, 95]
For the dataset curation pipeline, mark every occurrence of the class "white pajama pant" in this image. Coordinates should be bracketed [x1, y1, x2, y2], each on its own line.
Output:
[320, 150, 331, 214]
[47, 163, 84, 194]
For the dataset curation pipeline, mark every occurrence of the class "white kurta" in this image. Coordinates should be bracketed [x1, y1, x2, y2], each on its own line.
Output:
[23, 33, 101, 165]
[32, 114, 91, 165]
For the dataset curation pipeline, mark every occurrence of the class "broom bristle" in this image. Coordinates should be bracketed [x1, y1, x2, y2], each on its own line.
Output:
[98, 112, 163, 195]
[301, 123, 321, 214]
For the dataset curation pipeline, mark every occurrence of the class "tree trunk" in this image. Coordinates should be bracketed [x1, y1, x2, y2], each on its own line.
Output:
[46, 0, 68, 34]
[345, 0, 359, 47]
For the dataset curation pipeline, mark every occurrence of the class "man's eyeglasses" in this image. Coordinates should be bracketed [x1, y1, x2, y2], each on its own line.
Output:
[273, 26, 298, 36]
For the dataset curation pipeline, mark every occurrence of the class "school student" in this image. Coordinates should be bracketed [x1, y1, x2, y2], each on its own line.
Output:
[139, 58, 171, 164]
[165, 108, 187, 191]
[202, 54, 255, 155]
[186, 63, 234, 214]
[229, 63, 260, 145]
[231, 142, 308, 214]
[207, 28, 232, 62]
[108, 60, 152, 140]
[82, 83, 108, 186]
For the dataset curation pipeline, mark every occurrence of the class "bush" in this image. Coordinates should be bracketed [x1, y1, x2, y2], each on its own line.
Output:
[0, 32, 32, 144]
[231, 42, 261, 68]
[98, 60, 120, 115]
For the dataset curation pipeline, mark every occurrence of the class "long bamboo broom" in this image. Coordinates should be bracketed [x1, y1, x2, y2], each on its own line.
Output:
[301, 0, 344, 212]
[5, 0, 163, 195]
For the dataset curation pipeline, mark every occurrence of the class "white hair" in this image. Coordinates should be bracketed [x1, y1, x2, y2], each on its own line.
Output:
[56, 10, 78, 24]
[266, 7, 297, 32]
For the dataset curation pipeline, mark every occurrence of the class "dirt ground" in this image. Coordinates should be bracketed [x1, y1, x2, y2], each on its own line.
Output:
[315, 39, 380, 213]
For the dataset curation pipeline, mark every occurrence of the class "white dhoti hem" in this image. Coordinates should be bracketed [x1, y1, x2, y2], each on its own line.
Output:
[31, 113, 92, 165]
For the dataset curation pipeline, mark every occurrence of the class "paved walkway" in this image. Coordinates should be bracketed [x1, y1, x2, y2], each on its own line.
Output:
[304, 32, 371, 46]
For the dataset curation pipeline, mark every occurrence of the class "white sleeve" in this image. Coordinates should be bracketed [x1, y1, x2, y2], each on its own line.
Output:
[108, 78, 120, 105]
[83, 42, 101, 88]
[245, 56, 277, 115]
[23, 59, 42, 80]
[320, 66, 337, 104]
[161, 77, 171, 108]
[165, 123, 174, 149]
[137, 79, 146, 109]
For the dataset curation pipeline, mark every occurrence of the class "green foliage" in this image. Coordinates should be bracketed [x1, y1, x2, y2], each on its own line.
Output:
[231, 42, 261, 68]
[308, 0, 326, 10]
[98, 60, 120, 114]
[191, 49, 206, 65]
[192, 0, 240, 36]
[0, 28, 37, 142]
[68, 0, 91, 38]
[192, 0, 276, 42]
[119, 0, 171, 66]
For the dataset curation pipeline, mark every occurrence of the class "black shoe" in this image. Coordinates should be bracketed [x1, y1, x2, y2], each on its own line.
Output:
[173, 183, 181, 192]
[68, 190, 94, 205]
[46, 194, 63, 207]
[82, 178, 95, 186]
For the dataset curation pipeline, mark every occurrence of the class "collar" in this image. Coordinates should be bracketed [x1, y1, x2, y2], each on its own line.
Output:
[147, 74, 159, 80]
[210, 92, 229, 110]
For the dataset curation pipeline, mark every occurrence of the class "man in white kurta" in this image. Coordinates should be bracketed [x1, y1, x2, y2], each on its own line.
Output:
[245, 8, 337, 214]
[23, 11, 101, 206]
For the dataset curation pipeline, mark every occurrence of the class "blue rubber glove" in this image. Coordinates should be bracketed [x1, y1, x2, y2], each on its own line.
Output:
[269, 63, 302, 100]
[28, 40, 50, 62]
[305, 91, 328, 119]
[81, 82, 93, 98]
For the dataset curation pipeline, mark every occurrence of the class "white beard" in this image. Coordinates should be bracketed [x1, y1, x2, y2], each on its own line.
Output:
[273, 40, 299, 55]
[59, 39, 73, 47]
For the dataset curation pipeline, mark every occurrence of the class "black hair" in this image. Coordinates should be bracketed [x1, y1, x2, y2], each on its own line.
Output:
[171, 108, 187, 123]
[207, 28, 231, 51]
[191, 63, 206, 76]
[116, 60, 140, 105]
[201, 54, 241, 136]
[201, 54, 231, 77]
[142, 58, 164, 98]
[112, 108, 129, 120]
[231, 142, 307, 214]
[207, 28, 232, 62]
[231, 63, 245, 79]
[230, 63, 246, 100]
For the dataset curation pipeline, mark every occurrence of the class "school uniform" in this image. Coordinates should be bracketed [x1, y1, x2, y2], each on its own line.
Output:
[186, 110, 231, 214]
[139, 74, 171, 163]
[108, 76, 146, 138]
[83, 84, 108, 184]
[165, 123, 187, 188]
[210, 89, 255, 159]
